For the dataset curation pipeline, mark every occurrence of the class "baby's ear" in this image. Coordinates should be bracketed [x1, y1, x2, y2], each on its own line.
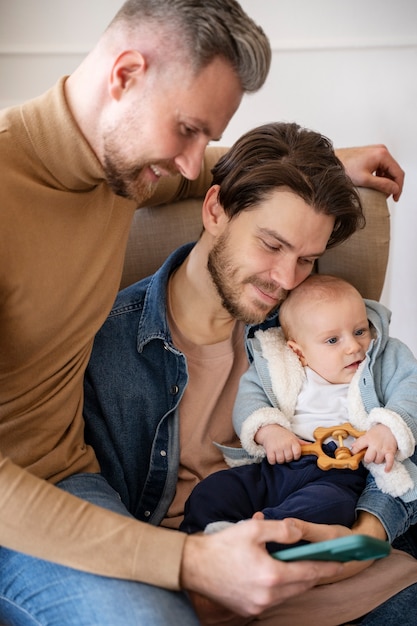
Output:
[287, 340, 308, 366]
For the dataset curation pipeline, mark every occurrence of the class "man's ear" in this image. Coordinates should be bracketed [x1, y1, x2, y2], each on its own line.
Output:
[287, 340, 308, 366]
[201, 185, 228, 234]
[108, 50, 147, 100]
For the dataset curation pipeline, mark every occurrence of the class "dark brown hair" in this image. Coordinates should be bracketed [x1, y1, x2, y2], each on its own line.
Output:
[211, 122, 365, 248]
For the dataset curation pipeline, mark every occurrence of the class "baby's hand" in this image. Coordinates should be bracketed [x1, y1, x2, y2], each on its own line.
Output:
[351, 424, 398, 471]
[255, 424, 303, 464]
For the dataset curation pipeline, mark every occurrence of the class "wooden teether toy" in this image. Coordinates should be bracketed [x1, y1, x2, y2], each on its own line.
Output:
[300, 422, 366, 470]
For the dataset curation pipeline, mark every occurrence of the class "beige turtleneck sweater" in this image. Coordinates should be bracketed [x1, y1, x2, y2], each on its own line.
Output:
[0, 76, 221, 588]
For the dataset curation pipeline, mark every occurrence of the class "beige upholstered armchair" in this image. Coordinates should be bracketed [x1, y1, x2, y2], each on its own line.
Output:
[121, 188, 390, 301]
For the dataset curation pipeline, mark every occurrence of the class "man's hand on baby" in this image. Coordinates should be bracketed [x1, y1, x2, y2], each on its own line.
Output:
[350, 424, 397, 471]
[255, 424, 306, 464]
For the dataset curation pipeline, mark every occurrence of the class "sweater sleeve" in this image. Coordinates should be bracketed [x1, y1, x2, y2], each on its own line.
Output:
[232, 359, 277, 437]
[0, 455, 185, 589]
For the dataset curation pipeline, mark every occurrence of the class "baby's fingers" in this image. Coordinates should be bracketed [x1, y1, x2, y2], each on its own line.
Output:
[384, 452, 395, 472]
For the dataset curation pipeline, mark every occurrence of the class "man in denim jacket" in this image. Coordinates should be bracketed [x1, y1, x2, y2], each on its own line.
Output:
[84, 123, 417, 624]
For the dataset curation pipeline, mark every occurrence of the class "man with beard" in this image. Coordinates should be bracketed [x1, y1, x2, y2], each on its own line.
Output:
[83, 122, 417, 625]
[0, 0, 407, 623]
[0, 2, 274, 624]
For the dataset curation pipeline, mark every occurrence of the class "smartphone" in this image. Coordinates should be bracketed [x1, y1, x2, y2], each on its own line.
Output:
[271, 534, 390, 562]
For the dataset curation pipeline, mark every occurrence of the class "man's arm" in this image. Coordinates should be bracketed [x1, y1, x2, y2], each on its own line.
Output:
[335, 145, 405, 201]
[0, 455, 344, 608]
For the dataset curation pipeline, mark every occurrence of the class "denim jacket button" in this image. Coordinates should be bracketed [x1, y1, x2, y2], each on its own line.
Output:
[144, 510, 151, 517]
[160, 450, 167, 457]
[170, 384, 179, 395]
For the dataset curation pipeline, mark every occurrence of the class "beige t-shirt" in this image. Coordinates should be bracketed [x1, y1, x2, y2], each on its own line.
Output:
[162, 313, 248, 529]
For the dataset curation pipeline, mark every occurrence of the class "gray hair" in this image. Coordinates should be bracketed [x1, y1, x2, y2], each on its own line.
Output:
[109, 0, 271, 92]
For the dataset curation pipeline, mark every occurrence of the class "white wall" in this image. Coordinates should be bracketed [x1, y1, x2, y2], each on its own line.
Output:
[1, 0, 416, 352]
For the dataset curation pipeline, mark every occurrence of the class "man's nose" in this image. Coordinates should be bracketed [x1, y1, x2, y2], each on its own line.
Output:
[270, 259, 299, 291]
[174, 141, 207, 180]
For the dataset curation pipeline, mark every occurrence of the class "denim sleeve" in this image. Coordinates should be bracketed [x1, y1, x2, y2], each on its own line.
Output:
[356, 449, 417, 542]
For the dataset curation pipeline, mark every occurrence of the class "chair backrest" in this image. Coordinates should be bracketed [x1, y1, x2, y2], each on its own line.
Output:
[121, 187, 390, 301]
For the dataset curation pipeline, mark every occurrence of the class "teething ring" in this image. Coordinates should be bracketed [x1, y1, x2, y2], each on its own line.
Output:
[300, 422, 366, 470]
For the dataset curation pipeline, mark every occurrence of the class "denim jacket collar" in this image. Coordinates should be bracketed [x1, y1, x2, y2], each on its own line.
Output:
[136, 243, 195, 352]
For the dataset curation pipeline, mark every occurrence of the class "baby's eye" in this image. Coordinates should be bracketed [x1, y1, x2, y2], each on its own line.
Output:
[326, 337, 338, 345]
[355, 328, 368, 337]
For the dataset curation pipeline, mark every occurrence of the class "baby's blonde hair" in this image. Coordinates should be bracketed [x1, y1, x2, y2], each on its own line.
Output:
[279, 274, 361, 341]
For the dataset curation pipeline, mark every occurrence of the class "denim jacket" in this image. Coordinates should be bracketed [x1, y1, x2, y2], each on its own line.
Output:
[84, 246, 417, 541]
[83, 243, 270, 525]
[84, 244, 192, 524]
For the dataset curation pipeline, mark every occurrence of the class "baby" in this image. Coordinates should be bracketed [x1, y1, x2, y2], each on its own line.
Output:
[181, 275, 417, 538]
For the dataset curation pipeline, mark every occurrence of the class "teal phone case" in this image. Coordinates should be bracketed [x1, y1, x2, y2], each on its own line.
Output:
[271, 534, 391, 562]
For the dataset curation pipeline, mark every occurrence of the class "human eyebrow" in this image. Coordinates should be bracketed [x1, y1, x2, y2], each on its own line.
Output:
[258, 227, 327, 258]
[183, 116, 222, 142]
[257, 228, 292, 249]
[355, 322, 371, 334]
[316, 330, 340, 344]
[204, 128, 222, 142]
